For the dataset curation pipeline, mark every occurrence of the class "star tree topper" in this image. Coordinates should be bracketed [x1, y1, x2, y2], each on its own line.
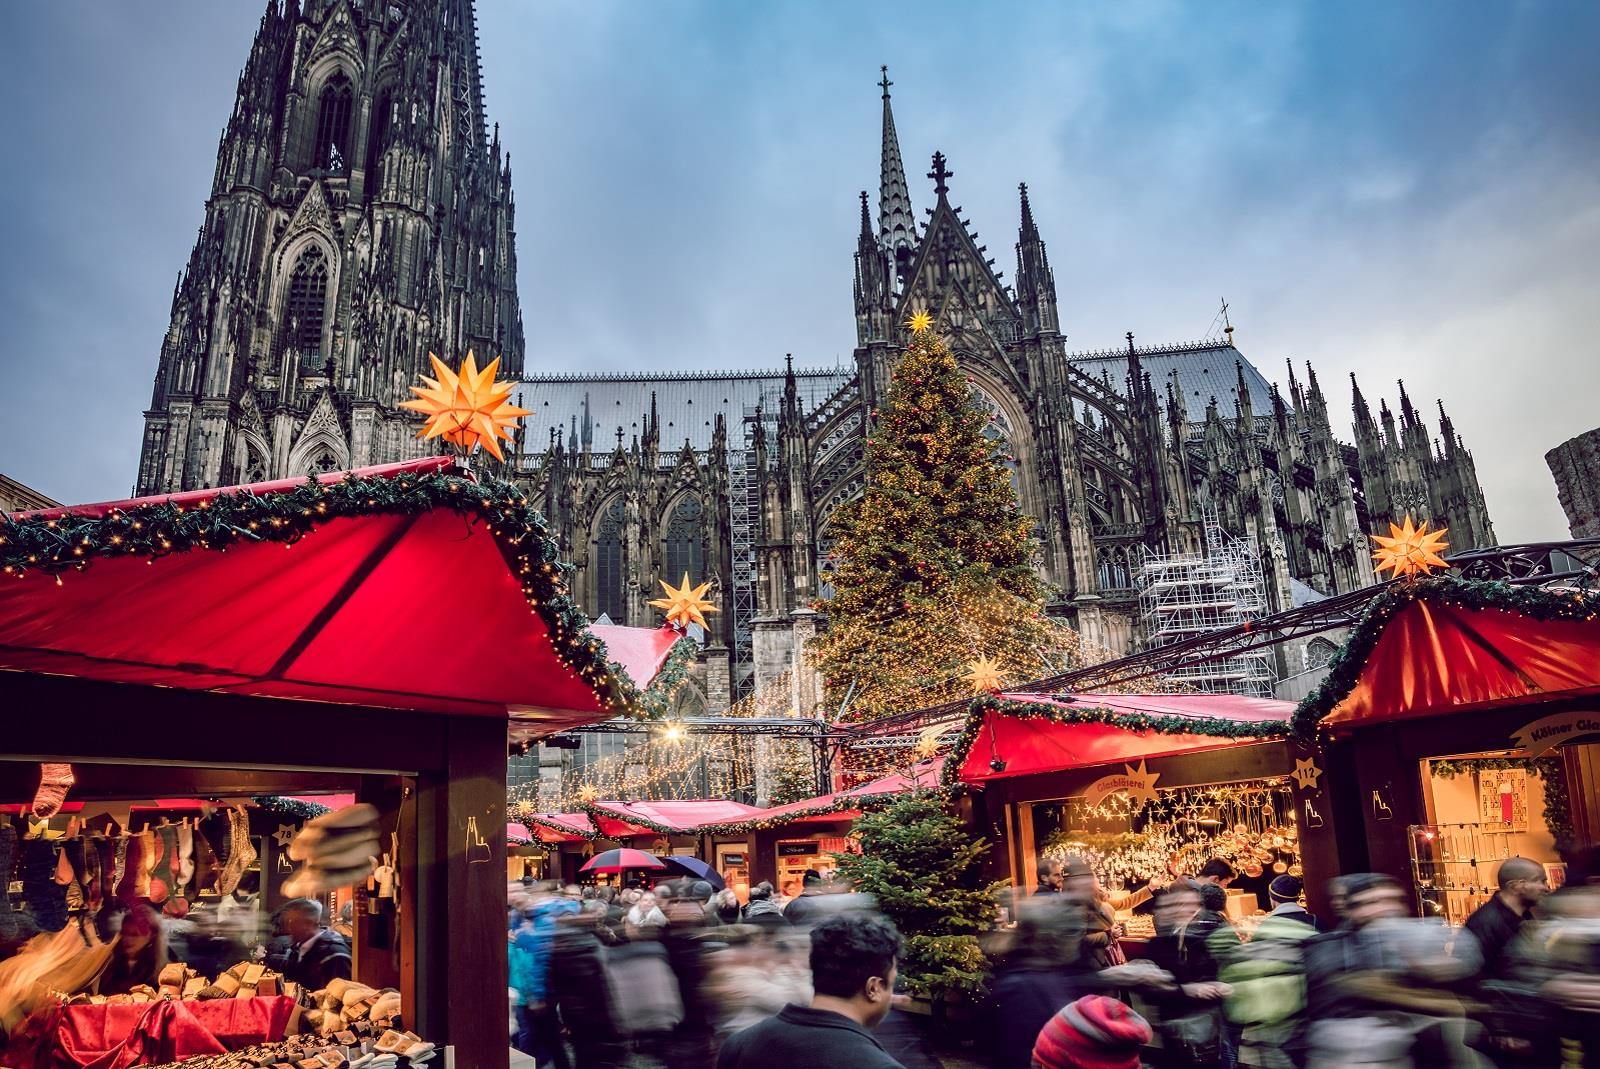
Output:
[400, 351, 530, 462]
[1370, 516, 1450, 579]
[906, 309, 934, 334]
[649, 573, 719, 630]
[964, 654, 1005, 695]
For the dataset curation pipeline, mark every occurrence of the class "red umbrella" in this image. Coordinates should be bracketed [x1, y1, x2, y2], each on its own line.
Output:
[580, 848, 668, 874]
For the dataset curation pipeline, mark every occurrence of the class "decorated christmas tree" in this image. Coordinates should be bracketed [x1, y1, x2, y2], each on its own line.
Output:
[831, 791, 1002, 999]
[810, 312, 1086, 722]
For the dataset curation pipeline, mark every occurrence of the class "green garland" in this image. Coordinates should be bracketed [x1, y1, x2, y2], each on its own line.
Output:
[1292, 576, 1600, 740]
[636, 636, 700, 721]
[521, 813, 598, 842]
[583, 800, 682, 839]
[0, 464, 648, 717]
[939, 694, 1291, 788]
[1428, 756, 1575, 851]
[251, 795, 331, 821]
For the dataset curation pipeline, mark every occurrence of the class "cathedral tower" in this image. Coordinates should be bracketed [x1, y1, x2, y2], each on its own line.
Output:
[135, 0, 524, 495]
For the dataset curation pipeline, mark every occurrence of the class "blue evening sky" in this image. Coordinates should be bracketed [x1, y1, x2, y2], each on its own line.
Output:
[1, 1, 1596, 543]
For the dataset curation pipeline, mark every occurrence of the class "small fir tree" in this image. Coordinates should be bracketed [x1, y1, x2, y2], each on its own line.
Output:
[831, 791, 1003, 1000]
[810, 317, 1076, 721]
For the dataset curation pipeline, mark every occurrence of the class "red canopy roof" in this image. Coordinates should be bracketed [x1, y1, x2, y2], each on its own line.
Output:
[522, 812, 596, 843]
[738, 759, 946, 827]
[952, 692, 1293, 785]
[587, 799, 764, 837]
[0, 458, 630, 732]
[1322, 596, 1600, 729]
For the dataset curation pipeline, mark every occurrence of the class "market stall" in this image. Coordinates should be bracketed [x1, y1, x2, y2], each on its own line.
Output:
[0, 457, 647, 1068]
[1292, 575, 1600, 919]
[941, 692, 1333, 930]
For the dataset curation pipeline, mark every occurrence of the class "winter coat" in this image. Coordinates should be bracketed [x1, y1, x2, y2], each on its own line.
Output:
[1221, 913, 1317, 1028]
[986, 964, 1106, 1069]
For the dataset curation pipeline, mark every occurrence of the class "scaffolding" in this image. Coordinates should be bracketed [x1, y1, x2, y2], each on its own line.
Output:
[727, 410, 762, 700]
[1137, 511, 1275, 696]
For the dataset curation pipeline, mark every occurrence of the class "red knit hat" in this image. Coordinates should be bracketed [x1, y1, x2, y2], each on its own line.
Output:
[1031, 995, 1151, 1069]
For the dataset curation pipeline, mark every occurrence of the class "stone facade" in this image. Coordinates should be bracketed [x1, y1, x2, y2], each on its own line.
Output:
[512, 75, 1497, 707]
[1547, 428, 1600, 538]
[135, 0, 523, 495]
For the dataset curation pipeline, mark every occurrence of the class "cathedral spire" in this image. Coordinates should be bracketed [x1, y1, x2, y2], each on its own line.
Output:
[1015, 182, 1059, 336]
[877, 66, 916, 277]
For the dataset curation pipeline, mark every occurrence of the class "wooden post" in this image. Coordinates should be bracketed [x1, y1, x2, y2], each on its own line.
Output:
[416, 715, 510, 1069]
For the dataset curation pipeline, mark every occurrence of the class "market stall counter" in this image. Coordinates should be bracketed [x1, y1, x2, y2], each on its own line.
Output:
[0, 458, 648, 1069]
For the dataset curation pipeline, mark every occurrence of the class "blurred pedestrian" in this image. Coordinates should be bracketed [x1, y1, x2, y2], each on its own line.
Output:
[716, 910, 906, 1069]
[988, 896, 1106, 1069]
[742, 882, 786, 928]
[1303, 873, 1482, 1069]
[1134, 883, 1230, 1068]
[1060, 855, 1119, 968]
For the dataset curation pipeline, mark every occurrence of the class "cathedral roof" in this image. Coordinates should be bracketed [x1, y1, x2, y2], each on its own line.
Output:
[517, 366, 854, 452]
[1070, 341, 1276, 417]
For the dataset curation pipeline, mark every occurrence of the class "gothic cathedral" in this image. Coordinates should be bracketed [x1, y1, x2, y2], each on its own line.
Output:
[135, 0, 522, 495]
[134, 7, 1495, 714]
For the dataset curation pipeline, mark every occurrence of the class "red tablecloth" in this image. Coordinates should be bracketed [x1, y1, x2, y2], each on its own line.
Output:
[45, 996, 296, 1068]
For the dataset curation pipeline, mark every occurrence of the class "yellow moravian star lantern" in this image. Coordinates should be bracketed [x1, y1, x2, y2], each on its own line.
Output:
[649, 573, 720, 630]
[1370, 516, 1450, 579]
[906, 309, 934, 334]
[399, 351, 530, 462]
[964, 654, 1005, 695]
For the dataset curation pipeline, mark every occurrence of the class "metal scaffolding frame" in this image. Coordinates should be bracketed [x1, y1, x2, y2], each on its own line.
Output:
[839, 538, 1600, 739]
[1136, 510, 1274, 696]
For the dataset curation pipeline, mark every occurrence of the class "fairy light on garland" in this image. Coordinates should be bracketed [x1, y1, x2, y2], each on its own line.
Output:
[0, 464, 651, 718]
[1291, 576, 1600, 741]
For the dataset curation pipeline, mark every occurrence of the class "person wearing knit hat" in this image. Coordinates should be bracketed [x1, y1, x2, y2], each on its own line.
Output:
[1266, 874, 1318, 929]
[1031, 995, 1151, 1069]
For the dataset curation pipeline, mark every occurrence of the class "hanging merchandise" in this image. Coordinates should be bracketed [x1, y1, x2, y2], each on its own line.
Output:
[32, 763, 76, 819]
[283, 804, 381, 898]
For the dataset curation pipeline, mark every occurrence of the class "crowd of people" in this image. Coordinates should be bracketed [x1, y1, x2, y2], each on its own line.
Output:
[509, 851, 1600, 1069]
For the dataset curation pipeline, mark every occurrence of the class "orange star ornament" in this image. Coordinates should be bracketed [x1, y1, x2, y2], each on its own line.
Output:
[399, 351, 530, 461]
[1370, 516, 1450, 579]
[906, 309, 934, 334]
[964, 654, 1005, 695]
[649, 573, 719, 630]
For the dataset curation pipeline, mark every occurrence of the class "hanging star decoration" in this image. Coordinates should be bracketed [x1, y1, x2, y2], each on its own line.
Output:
[964, 654, 1005, 695]
[914, 723, 946, 761]
[906, 309, 934, 334]
[273, 823, 299, 848]
[578, 784, 599, 804]
[648, 573, 719, 630]
[1292, 757, 1323, 791]
[399, 351, 530, 461]
[1370, 516, 1450, 580]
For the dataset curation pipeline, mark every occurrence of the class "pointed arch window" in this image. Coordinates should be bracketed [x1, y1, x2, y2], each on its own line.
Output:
[663, 496, 706, 584]
[282, 245, 329, 359]
[366, 88, 393, 189]
[594, 498, 627, 624]
[314, 72, 354, 171]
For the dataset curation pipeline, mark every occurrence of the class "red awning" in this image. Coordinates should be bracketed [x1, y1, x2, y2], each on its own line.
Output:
[522, 812, 596, 843]
[0, 458, 621, 731]
[698, 759, 946, 830]
[954, 692, 1294, 785]
[588, 625, 683, 691]
[588, 799, 764, 837]
[1323, 596, 1600, 729]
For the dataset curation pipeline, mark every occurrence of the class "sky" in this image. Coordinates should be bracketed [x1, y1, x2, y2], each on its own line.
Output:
[0, 1, 1596, 544]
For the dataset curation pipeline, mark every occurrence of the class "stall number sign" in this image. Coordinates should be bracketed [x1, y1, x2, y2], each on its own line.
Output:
[778, 842, 820, 857]
[1511, 711, 1600, 756]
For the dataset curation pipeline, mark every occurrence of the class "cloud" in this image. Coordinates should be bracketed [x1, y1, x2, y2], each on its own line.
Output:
[0, 0, 1594, 546]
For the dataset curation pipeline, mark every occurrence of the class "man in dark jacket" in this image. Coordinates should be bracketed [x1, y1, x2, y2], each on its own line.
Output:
[274, 898, 352, 990]
[551, 902, 625, 1069]
[1464, 856, 1547, 981]
[717, 911, 906, 1069]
